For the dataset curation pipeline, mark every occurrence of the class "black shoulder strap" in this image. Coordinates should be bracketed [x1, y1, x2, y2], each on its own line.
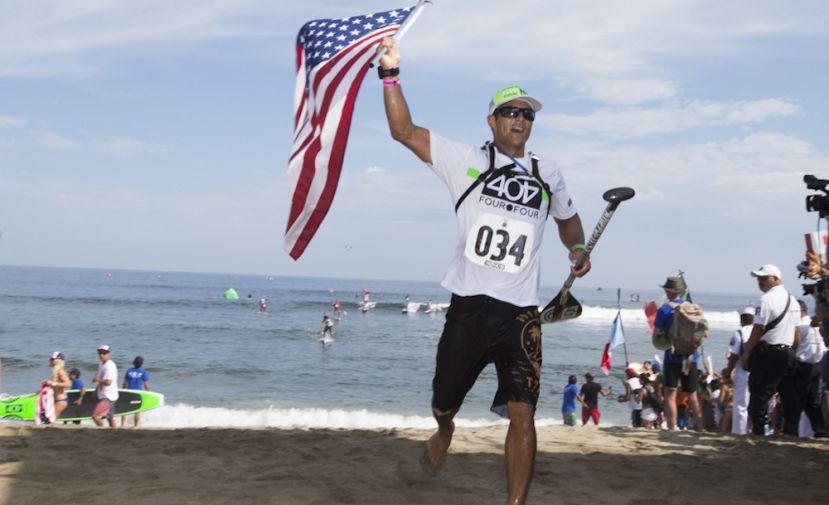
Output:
[529, 155, 552, 215]
[454, 143, 514, 213]
[763, 294, 792, 335]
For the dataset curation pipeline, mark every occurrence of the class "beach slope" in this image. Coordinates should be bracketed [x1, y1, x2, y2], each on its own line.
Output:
[0, 425, 826, 505]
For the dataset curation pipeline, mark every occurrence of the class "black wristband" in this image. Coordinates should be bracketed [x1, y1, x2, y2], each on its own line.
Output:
[378, 67, 399, 79]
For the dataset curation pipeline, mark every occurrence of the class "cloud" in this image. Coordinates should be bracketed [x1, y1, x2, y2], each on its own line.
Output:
[545, 131, 828, 217]
[0, 0, 288, 78]
[542, 98, 800, 139]
[33, 131, 79, 150]
[0, 114, 29, 127]
[407, 0, 828, 104]
[1, 0, 825, 100]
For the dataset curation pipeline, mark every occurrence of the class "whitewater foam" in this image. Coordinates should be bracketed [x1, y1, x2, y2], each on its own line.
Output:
[138, 404, 569, 430]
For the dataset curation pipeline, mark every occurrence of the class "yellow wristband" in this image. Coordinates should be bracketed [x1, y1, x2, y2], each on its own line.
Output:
[569, 243, 586, 252]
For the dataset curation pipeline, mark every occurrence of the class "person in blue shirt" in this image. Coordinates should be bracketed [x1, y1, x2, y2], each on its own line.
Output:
[121, 356, 151, 427]
[653, 276, 703, 431]
[561, 375, 579, 426]
[65, 368, 85, 425]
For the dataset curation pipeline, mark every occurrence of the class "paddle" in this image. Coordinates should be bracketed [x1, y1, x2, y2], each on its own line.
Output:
[540, 187, 635, 324]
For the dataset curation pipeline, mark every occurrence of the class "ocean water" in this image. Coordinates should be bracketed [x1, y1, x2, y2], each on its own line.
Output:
[0, 265, 758, 429]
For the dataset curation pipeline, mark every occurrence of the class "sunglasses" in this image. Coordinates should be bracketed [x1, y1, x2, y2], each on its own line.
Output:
[493, 106, 535, 122]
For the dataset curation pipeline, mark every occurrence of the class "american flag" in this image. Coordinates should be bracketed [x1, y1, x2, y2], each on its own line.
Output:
[284, 6, 415, 260]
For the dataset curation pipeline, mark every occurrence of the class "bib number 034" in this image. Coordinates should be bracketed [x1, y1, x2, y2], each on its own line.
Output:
[464, 214, 535, 274]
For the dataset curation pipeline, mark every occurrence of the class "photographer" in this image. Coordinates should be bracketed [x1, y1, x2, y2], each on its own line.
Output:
[800, 174, 829, 431]
[794, 299, 828, 437]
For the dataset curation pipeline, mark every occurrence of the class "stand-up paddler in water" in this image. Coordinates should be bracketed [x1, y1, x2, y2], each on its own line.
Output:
[378, 37, 591, 505]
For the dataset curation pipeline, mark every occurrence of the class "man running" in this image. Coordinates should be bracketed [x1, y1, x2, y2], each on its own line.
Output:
[379, 37, 590, 505]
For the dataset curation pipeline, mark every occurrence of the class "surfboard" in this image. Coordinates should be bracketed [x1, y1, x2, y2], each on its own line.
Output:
[1, 389, 164, 422]
[34, 382, 54, 425]
[360, 301, 376, 313]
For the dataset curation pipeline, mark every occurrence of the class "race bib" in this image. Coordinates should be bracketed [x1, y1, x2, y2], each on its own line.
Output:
[464, 213, 535, 274]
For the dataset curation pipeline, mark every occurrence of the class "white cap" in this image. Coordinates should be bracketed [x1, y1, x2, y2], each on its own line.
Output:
[750, 264, 782, 279]
[50, 351, 64, 360]
[739, 306, 755, 316]
[97, 344, 111, 352]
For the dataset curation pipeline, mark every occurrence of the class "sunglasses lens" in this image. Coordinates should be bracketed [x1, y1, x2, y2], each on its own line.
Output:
[496, 107, 534, 121]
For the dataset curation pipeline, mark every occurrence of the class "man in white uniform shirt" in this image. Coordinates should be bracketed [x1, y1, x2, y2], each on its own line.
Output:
[725, 306, 754, 435]
[741, 264, 801, 436]
[378, 37, 590, 505]
[92, 344, 119, 428]
[795, 299, 828, 437]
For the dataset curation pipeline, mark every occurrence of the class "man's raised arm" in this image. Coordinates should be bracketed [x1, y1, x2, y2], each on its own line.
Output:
[379, 37, 431, 164]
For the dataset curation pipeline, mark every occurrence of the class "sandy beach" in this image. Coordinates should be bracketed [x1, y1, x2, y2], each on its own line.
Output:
[1, 424, 826, 505]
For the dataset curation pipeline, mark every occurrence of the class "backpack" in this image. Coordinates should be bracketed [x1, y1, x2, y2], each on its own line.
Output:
[667, 301, 709, 355]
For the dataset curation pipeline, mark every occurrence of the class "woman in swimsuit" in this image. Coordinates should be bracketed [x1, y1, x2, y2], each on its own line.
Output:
[47, 352, 72, 420]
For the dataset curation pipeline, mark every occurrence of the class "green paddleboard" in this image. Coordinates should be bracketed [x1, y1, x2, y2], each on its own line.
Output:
[1, 389, 164, 422]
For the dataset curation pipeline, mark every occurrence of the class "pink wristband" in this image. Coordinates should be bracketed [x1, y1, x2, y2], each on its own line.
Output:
[383, 79, 399, 88]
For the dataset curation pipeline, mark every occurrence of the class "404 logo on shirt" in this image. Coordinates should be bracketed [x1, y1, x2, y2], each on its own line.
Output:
[478, 173, 544, 217]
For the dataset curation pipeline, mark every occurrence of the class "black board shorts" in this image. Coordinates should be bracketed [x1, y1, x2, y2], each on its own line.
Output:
[431, 294, 542, 418]
[663, 360, 699, 393]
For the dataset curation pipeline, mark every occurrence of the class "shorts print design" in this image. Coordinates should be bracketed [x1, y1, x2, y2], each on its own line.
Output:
[515, 310, 542, 400]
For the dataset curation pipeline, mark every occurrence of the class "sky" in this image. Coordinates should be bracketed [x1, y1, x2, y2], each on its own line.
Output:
[1, 0, 829, 295]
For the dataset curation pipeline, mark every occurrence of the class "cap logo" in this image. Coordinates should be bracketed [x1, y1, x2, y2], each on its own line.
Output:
[493, 86, 528, 106]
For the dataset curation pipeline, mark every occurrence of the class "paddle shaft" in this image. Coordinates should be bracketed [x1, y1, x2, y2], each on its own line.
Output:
[556, 198, 627, 304]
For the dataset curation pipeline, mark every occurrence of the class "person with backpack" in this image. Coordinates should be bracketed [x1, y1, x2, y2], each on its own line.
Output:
[741, 264, 801, 436]
[652, 276, 704, 431]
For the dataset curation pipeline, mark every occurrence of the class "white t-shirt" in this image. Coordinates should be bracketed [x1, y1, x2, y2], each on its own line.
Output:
[626, 377, 642, 410]
[798, 316, 827, 364]
[755, 285, 799, 346]
[428, 133, 577, 307]
[727, 325, 753, 356]
[96, 360, 119, 401]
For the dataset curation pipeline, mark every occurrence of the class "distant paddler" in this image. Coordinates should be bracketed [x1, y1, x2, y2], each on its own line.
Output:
[319, 314, 335, 343]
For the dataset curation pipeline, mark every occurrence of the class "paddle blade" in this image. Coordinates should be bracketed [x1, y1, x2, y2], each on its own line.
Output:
[539, 291, 583, 324]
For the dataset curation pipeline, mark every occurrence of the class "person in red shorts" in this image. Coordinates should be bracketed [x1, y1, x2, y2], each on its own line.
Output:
[578, 373, 612, 425]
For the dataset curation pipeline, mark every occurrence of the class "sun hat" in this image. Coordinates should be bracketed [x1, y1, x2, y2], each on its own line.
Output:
[50, 351, 64, 360]
[659, 276, 685, 292]
[488, 85, 543, 115]
[97, 344, 110, 352]
[750, 264, 782, 279]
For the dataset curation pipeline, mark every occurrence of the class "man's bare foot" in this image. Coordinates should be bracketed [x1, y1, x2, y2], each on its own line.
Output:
[421, 425, 453, 473]
[396, 423, 454, 484]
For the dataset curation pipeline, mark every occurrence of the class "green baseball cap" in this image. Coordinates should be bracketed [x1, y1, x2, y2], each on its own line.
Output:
[488, 85, 543, 115]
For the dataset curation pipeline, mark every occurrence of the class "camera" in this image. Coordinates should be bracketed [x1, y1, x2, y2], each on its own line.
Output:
[804, 175, 829, 216]
[803, 278, 825, 297]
